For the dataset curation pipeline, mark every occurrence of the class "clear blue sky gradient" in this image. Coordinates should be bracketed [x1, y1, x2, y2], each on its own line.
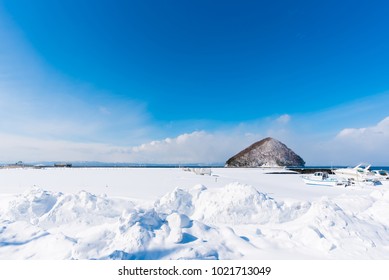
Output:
[1, 0, 389, 164]
[3, 0, 389, 120]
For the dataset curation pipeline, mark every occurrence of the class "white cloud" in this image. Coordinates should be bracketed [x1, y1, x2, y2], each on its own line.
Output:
[336, 116, 389, 139]
[275, 114, 291, 125]
[2, 108, 388, 166]
[127, 130, 263, 164]
[120, 114, 302, 164]
[0, 130, 262, 164]
[301, 116, 389, 166]
[334, 117, 389, 163]
[0, 107, 302, 164]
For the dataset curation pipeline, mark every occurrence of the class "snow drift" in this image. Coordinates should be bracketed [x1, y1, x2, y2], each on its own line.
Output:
[1, 183, 389, 259]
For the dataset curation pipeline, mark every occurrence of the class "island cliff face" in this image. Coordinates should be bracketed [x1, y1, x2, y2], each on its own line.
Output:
[225, 137, 305, 167]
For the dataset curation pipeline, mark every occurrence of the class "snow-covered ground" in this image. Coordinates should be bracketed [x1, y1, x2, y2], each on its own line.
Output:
[1, 167, 389, 259]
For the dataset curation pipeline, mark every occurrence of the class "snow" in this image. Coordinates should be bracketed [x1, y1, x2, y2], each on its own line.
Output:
[1, 167, 389, 259]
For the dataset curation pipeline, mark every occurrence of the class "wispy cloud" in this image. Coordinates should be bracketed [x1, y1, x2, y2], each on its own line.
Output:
[295, 116, 389, 166]
[1, 10, 152, 146]
[122, 114, 301, 164]
[275, 114, 291, 125]
[127, 130, 262, 164]
[330, 116, 389, 165]
[0, 133, 126, 162]
[336, 116, 389, 139]
[0, 84, 151, 144]
[1, 112, 389, 165]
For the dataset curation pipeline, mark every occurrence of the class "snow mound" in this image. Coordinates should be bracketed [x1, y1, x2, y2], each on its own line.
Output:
[286, 197, 389, 257]
[155, 183, 310, 224]
[2, 184, 389, 259]
[5, 188, 58, 225]
[154, 184, 206, 217]
[4, 188, 134, 228]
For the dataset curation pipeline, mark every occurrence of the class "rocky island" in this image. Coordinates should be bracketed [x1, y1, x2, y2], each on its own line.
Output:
[225, 137, 305, 167]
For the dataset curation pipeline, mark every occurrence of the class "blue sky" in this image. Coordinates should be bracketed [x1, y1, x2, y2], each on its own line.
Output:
[1, 0, 389, 165]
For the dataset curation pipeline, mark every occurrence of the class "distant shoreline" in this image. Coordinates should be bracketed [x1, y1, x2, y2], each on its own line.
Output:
[1, 163, 388, 173]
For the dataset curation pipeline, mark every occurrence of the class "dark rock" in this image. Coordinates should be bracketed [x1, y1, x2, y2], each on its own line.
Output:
[225, 137, 305, 167]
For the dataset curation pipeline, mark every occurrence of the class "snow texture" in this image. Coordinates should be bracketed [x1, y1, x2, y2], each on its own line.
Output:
[1, 178, 389, 259]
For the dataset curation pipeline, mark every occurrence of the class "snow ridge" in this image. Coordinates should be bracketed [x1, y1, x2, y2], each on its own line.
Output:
[1, 184, 389, 259]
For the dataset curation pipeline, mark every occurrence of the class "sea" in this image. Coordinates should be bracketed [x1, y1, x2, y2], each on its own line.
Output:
[1, 161, 388, 171]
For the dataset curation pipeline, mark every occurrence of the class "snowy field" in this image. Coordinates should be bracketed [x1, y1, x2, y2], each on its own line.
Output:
[1, 167, 389, 260]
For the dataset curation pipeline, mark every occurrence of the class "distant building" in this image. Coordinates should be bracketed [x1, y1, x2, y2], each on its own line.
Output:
[54, 163, 72, 168]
